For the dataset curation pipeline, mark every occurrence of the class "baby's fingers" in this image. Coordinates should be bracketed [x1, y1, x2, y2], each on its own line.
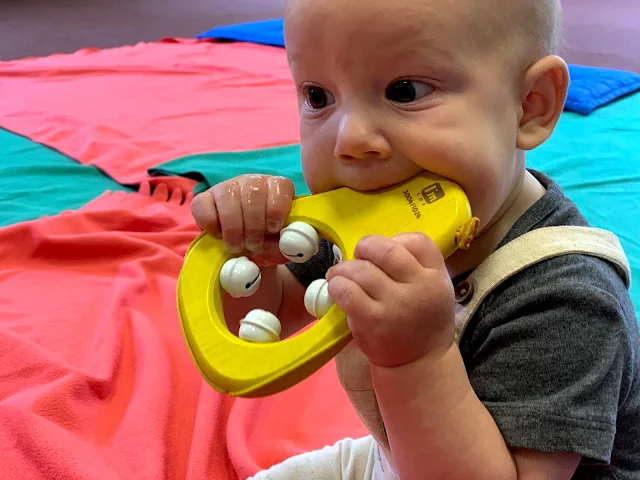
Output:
[212, 180, 244, 253]
[251, 237, 289, 266]
[326, 275, 377, 322]
[266, 177, 294, 234]
[239, 175, 269, 252]
[191, 189, 222, 237]
[392, 232, 446, 270]
[191, 180, 245, 253]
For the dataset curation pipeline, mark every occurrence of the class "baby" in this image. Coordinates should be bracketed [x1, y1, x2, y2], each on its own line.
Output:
[192, 0, 640, 478]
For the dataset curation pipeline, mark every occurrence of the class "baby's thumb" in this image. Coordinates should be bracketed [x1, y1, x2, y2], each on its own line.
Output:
[392, 232, 444, 269]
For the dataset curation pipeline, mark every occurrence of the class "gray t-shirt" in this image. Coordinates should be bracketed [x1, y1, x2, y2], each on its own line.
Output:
[287, 170, 640, 479]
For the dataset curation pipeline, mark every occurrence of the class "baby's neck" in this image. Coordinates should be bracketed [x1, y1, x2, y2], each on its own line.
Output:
[446, 169, 547, 279]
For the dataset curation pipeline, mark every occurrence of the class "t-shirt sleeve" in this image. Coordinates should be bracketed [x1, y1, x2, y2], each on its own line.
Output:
[460, 254, 634, 463]
[285, 238, 335, 287]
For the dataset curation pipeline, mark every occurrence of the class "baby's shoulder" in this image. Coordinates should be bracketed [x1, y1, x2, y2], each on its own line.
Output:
[492, 247, 629, 307]
[480, 249, 635, 332]
[465, 248, 639, 372]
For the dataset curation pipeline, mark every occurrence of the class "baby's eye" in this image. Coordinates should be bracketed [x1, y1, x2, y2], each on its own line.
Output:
[385, 80, 433, 103]
[305, 86, 335, 110]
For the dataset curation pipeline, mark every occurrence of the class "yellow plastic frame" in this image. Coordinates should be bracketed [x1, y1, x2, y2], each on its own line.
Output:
[177, 172, 477, 397]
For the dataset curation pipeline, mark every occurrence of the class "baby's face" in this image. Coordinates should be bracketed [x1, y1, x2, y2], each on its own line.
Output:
[285, 0, 527, 229]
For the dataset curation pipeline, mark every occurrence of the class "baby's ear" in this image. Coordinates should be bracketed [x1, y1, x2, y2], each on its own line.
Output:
[516, 56, 569, 151]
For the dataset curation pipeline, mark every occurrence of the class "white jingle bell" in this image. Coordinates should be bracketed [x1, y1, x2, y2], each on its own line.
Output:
[239, 309, 282, 343]
[279, 221, 319, 263]
[304, 279, 334, 319]
[331, 244, 343, 265]
[220, 256, 261, 298]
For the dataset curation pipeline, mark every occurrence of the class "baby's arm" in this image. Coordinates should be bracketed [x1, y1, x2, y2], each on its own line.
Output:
[371, 345, 581, 479]
[326, 233, 594, 479]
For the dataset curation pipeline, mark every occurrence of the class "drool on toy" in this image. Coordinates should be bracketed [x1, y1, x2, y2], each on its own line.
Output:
[177, 171, 479, 398]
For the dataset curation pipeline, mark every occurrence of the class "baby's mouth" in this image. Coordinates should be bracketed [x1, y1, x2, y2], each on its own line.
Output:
[339, 170, 429, 193]
[330, 158, 426, 193]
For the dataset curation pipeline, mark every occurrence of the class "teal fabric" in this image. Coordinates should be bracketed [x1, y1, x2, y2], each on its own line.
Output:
[528, 92, 640, 311]
[153, 92, 640, 311]
[0, 128, 132, 227]
[150, 143, 309, 195]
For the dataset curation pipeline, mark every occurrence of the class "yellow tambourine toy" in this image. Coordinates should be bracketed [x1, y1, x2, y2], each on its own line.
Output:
[177, 172, 479, 398]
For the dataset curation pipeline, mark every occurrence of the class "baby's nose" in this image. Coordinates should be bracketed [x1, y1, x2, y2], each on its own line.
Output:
[334, 113, 391, 162]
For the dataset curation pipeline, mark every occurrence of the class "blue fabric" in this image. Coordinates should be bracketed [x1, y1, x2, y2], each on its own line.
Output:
[197, 19, 640, 116]
[565, 65, 640, 115]
[196, 18, 285, 47]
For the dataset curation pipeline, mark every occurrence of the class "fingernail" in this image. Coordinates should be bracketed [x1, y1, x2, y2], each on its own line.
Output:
[246, 242, 263, 254]
[226, 243, 243, 254]
[267, 220, 281, 233]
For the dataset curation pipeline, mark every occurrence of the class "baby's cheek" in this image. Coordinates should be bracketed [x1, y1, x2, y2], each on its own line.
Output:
[301, 151, 336, 194]
[465, 171, 505, 227]
[302, 164, 330, 194]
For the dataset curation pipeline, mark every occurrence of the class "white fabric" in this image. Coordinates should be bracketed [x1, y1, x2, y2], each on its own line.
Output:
[247, 436, 398, 480]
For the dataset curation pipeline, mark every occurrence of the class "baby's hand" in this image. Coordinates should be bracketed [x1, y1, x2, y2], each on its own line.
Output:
[190, 174, 295, 265]
[326, 233, 455, 368]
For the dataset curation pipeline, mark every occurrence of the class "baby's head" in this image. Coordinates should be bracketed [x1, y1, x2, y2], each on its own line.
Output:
[284, 0, 569, 234]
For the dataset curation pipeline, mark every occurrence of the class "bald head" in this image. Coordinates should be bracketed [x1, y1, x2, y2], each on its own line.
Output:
[472, 0, 563, 61]
[285, 0, 562, 65]
[526, 0, 563, 56]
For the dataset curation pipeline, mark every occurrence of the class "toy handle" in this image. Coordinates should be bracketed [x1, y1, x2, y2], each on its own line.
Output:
[178, 228, 353, 398]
